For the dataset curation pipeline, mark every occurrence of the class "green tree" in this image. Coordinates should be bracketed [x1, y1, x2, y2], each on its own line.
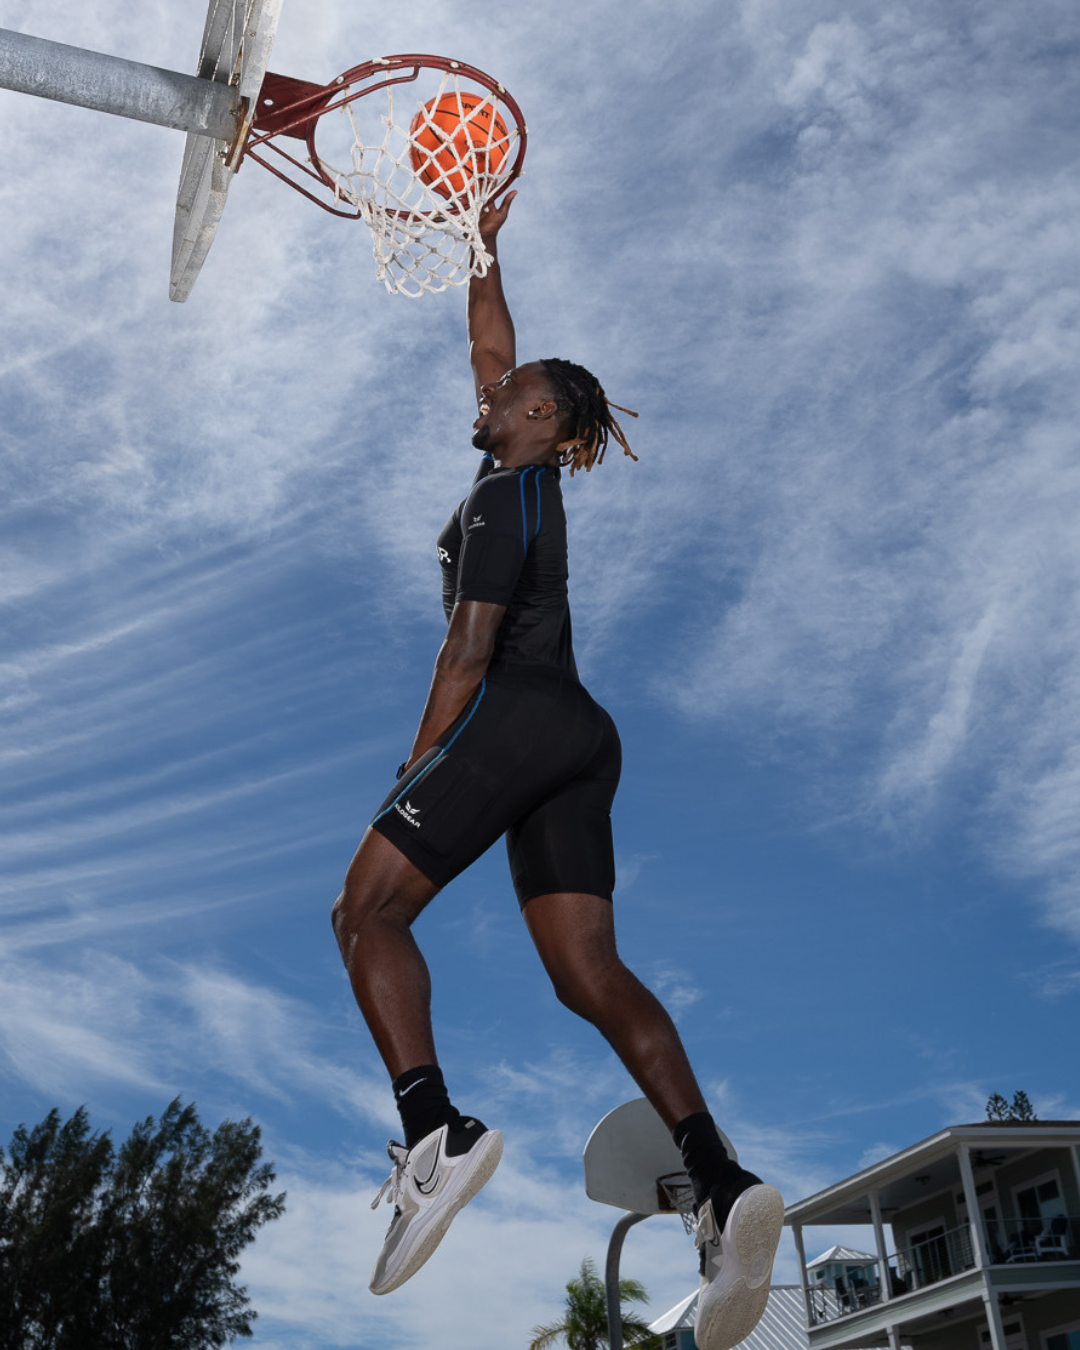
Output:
[985, 1091, 1038, 1122]
[0, 1098, 286, 1349]
[528, 1256, 660, 1350]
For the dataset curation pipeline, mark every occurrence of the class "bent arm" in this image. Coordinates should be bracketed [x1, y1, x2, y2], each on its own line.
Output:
[403, 599, 506, 769]
[468, 193, 518, 397]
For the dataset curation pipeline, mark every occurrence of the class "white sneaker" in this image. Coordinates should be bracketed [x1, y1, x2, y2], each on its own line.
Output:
[694, 1183, 784, 1350]
[368, 1122, 503, 1294]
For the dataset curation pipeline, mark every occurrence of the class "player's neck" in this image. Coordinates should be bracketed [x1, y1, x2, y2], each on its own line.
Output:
[492, 439, 559, 471]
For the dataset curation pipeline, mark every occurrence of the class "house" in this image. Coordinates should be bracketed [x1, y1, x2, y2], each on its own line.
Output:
[650, 1121, 1079, 1350]
[806, 1247, 882, 1307]
[786, 1120, 1080, 1350]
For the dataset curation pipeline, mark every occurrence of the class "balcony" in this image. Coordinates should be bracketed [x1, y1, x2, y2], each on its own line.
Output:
[896, 1221, 975, 1290]
[805, 1216, 1077, 1327]
[987, 1213, 1074, 1264]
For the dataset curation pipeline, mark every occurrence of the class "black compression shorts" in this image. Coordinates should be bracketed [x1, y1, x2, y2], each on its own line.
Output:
[370, 666, 621, 905]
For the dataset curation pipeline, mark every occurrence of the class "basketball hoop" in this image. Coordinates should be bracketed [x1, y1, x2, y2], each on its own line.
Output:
[657, 1171, 697, 1235]
[242, 54, 527, 296]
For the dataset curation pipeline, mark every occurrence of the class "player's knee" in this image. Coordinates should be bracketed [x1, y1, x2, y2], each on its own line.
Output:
[331, 874, 377, 952]
[549, 953, 631, 1022]
[555, 987, 593, 1022]
[549, 967, 600, 1021]
[331, 871, 410, 949]
[330, 887, 351, 944]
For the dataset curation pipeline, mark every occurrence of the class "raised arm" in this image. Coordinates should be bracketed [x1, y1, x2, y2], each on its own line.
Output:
[467, 192, 518, 398]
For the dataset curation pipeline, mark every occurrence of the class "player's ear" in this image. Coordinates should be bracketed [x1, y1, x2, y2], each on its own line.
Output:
[530, 399, 558, 420]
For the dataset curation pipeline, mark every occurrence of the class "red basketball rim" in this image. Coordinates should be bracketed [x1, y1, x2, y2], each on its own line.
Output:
[243, 54, 527, 222]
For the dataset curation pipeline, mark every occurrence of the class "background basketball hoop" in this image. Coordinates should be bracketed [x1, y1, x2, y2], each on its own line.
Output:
[242, 55, 527, 297]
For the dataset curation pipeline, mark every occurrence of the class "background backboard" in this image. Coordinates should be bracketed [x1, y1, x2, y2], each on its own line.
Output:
[170, 0, 282, 301]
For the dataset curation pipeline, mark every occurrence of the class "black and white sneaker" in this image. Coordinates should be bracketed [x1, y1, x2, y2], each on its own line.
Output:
[694, 1181, 784, 1350]
[368, 1121, 503, 1294]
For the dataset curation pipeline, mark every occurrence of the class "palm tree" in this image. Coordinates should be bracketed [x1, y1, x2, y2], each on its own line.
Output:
[528, 1256, 660, 1350]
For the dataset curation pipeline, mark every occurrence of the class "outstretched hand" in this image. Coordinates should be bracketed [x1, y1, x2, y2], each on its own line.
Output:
[478, 189, 517, 243]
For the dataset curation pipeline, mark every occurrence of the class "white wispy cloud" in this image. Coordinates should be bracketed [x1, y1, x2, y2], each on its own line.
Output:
[649, 964, 704, 1020]
[0, 950, 391, 1127]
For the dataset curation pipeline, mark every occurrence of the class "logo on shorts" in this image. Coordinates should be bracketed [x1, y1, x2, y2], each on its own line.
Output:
[469, 514, 485, 530]
[393, 800, 422, 829]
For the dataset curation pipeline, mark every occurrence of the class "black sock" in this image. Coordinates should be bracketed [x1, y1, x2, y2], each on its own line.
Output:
[392, 1065, 486, 1155]
[674, 1111, 730, 1208]
[673, 1111, 762, 1222]
[392, 1065, 455, 1148]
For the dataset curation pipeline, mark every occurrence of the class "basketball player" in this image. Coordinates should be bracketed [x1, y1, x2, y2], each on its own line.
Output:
[331, 192, 783, 1350]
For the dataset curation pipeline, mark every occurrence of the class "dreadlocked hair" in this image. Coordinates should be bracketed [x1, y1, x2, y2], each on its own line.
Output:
[539, 358, 639, 476]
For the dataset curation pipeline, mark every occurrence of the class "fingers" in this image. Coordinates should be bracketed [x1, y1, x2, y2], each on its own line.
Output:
[485, 188, 517, 215]
[479, 188, 518, 234]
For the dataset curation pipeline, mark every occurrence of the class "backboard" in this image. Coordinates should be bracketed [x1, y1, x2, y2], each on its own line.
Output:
[170, 0, 282, 301]
[583, 1098, 737, 1216]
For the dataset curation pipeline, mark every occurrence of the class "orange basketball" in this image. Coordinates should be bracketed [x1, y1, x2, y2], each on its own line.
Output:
[409, 92, 510, 199]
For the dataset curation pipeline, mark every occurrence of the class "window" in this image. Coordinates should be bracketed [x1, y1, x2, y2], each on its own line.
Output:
[957, 1184, 1006, 1261]
[1044, 1328, 1080, 1350]
[1016, 1175, 1063, 1225]
[908, 1222, 948, 1286]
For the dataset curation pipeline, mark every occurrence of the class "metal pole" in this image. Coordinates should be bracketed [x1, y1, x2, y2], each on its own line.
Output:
[0, 28, 239, 141]
[605, 1211, 648, 1350]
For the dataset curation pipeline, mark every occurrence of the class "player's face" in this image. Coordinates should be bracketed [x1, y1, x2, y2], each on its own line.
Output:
[472, 367, 518, 450]
[472, 364, 552, 452]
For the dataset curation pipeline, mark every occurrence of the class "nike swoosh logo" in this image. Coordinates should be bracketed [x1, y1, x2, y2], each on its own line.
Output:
[397, 1078, 427, 1099]
[415, 1157, 443, 1195]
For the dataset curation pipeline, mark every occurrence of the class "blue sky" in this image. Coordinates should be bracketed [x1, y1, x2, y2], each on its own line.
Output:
[2, 0, 1079, 1345]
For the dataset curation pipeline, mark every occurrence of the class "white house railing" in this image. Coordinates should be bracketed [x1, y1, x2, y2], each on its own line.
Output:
[805, 1214, 1077, 1327]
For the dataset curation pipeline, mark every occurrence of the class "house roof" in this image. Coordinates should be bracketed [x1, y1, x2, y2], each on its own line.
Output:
[784, 1120, 1080, 1227]
[650, 1286, 911, 1349]
[805, 1245, 877, 1268]
[650, 1287, 697, 1334]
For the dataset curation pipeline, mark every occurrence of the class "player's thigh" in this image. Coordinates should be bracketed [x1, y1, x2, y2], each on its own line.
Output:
[335, 827, 440, 931]
[506, 779, 616, 904]
[521, 891, 620, 990]
[505, 703, 621, 905]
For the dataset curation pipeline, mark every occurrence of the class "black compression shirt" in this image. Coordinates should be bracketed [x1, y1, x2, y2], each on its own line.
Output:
[436, 456, 578, 678]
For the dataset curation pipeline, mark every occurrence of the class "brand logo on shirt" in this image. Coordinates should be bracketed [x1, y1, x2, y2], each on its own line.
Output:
[393, 800, 422, 829]
[469, 514, 485, 530]
[437, 546, 452, 564]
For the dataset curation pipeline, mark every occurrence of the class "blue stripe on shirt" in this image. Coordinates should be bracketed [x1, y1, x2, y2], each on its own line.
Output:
[519, 468, 533, 554]
[519, 466, 546, 553]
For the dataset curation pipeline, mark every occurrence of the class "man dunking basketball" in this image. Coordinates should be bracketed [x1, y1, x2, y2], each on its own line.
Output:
[331, 193, 783, 1350]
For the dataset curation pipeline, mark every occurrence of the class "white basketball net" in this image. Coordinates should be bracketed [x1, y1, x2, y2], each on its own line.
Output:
[320, 70, 522, 298]
[658, 1173, 698, 1235]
